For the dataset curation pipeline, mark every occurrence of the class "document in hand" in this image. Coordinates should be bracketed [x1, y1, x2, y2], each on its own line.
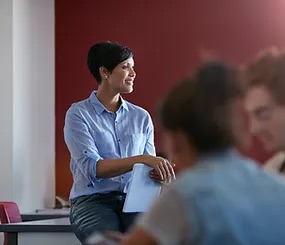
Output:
[123, 163, 162, 213]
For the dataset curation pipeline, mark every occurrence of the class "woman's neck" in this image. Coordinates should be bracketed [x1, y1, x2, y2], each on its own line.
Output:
[96, 85, 121, 113]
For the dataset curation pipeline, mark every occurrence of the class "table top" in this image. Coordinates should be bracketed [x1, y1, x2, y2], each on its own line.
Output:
[0, 218, 72, 233]
[34, 208, 70, 215]
[21, 208, 70, 221]
[21, 214, 69, 222]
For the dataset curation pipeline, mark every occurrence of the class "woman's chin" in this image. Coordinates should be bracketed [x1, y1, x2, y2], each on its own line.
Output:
[121, 86, 133, 94]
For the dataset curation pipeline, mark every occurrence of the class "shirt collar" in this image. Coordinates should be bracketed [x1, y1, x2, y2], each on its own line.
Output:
[120, 96, 129, 111]
[89, 90, 129, 115]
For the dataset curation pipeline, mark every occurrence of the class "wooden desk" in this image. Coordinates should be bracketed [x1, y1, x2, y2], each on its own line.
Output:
[0, 218, 80, 245]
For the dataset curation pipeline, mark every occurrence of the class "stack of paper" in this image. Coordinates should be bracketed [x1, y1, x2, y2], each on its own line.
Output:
[123, 164, 162, 213]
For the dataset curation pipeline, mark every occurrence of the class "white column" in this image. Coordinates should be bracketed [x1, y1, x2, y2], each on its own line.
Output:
[0, 0, 55, 213]
[0, 0, 14, 202]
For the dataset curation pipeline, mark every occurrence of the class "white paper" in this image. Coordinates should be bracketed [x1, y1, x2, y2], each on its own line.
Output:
[123, 163, 161, 213]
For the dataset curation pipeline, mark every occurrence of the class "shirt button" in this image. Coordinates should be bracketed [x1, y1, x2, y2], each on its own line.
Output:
[118, 139, 121, 142]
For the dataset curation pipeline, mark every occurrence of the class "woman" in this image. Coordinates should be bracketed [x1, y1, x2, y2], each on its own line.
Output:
[100, 61, 285, 245]
[64, 41, 175, 244]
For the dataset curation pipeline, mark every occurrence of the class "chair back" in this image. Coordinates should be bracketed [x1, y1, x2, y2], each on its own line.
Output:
[0, 202, 22, 245]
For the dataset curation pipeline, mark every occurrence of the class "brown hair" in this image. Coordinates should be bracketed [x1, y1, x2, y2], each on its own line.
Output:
[159, 62, 244, 153]
[244, 48, 285, 104]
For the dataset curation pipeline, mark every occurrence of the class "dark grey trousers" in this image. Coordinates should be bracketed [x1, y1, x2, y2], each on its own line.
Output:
[70, 192, 138, 244]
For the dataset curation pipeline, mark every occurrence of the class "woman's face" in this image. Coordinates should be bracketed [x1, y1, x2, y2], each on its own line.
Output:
[104, 57, 136, 94]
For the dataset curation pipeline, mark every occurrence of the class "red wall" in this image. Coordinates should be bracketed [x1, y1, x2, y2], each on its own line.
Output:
[56, 0, 285, 198]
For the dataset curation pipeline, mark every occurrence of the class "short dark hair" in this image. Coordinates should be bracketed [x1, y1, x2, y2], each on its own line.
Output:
[87, 41, 133, 84]
[159, 62, 244, 153]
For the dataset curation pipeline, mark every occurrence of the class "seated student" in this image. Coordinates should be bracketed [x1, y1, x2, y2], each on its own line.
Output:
[244, 49, 285, 176]
[64, 41, 175, 244]
[96, 61, 285, 245]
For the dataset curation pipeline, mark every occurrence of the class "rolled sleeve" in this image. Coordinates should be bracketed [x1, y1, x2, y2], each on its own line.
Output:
[64, 107, 103, 181]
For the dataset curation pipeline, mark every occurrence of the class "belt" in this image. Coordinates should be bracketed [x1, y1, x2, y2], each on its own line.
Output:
[96, 191, 126, 196]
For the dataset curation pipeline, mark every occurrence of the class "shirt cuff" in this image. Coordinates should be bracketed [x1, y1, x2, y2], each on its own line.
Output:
[83, 149, 103, 182]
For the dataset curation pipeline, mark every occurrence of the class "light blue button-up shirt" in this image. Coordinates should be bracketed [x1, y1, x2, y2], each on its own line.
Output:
[64, 91, 156, 199]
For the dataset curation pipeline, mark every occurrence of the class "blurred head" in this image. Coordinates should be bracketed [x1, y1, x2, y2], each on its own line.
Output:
[159, 62, 244, 171]
[244, 49, 285, 152]
[87, 41, 136, 93]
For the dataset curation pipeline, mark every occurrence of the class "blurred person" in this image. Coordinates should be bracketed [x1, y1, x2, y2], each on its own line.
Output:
[244, 48, 285, 174]
[90, 61, 285, 245]
[64, 41, 174, 244]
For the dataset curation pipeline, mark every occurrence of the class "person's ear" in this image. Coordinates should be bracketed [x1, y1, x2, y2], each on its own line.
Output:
[99, 66, 110, 80]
